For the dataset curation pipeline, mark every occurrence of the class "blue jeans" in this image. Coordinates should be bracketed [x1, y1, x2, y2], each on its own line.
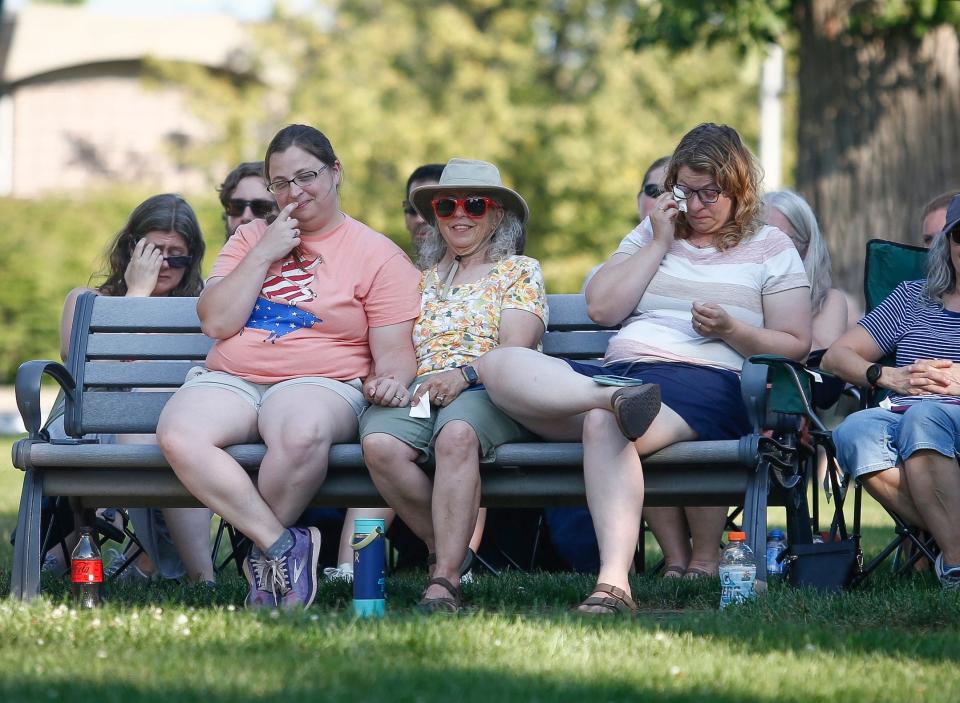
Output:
[833, 402, 960, 479]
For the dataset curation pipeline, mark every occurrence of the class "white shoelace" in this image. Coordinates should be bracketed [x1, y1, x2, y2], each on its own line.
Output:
[252, 554, 292, 604]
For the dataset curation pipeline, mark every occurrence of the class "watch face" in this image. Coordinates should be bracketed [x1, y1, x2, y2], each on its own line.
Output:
[463, 364, 479, 385]
[866, 364, 882, 386]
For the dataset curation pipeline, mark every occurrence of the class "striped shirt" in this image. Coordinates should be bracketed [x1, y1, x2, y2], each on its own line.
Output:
[604, 219, 809, 372]
[859, 279, 960, 407]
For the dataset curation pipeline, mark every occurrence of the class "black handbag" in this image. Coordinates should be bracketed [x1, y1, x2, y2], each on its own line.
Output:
[783, 468, 862, 591]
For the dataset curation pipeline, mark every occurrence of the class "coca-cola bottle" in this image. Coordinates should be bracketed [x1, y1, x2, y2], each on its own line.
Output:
[71, 526, 103, 608]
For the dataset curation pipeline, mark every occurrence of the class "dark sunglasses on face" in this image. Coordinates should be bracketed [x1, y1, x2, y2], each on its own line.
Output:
[950, 227, 960, 245]
[225, 198, 277, 219]
[432, 196, 499, 220]
[641, 183, 664, 198]
[163, 255, 194, 269]
[402, 200, 418, 216]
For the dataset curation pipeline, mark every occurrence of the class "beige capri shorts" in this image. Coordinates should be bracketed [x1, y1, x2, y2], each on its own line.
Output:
[359, 373, 535, 464]
[181, 366, 368, 417]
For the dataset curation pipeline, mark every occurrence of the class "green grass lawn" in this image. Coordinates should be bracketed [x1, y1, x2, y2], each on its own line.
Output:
[1, 435, 958, 702]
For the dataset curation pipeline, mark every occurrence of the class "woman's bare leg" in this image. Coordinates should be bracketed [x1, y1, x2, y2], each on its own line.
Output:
[162, 507, 214, 582]
[256, 385, 359, 526]
[903, 450, 960, 564]
[579, 404, 695, 610]
[363, 433, 436, 549]
[116, 432, 215, 581]
[424, 421, 481, 600]
[642, 508, 691, 573]
[860, 466, 927, 529]
[479, 348, 615, 440]
[157, 387, 285, 551]
[684, 506, 728, 575]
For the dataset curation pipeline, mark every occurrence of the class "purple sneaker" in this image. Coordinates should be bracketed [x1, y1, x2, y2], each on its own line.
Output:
[243, 527, 322, 609]
[243, 551, 276, 609]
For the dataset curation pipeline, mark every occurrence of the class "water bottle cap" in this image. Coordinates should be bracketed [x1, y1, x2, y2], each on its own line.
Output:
[727, 531, 747, 541]
[769, 529, 785, 539]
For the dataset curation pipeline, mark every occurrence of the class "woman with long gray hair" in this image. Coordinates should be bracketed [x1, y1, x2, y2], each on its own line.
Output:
[360, 158, 547, 613]
[823, 193, 960, 588]
[764, 190, 848, 350]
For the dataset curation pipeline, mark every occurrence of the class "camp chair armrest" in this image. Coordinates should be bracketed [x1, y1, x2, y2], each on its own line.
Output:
[14, 360, 76, 440]
[747, 354, 825, 430]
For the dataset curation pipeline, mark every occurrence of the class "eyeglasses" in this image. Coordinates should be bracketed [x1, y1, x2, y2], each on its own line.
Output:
[163, 255, 193, 269]
[266, 166, 328, 195]
[672, 184, 723, 205]
[641, 183, 664, 198]
[950, 227, 960, 245]
[402, 200, 418, 216]
[225, 198, 277, 218]
[431, 196, 499, 220]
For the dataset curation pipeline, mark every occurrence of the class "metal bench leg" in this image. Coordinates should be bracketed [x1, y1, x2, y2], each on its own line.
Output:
[742, 461, 770, 591]
[11, 470, 43, 601]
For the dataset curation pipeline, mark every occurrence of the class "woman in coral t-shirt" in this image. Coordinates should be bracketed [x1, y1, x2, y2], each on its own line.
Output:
[158, 124, 421, 609]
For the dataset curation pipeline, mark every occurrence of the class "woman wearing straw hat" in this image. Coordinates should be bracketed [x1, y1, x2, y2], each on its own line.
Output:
[360, 158, 547, 612]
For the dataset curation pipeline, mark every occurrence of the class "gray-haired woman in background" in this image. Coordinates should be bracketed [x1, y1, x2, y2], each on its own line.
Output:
[764, 190, 848, 351]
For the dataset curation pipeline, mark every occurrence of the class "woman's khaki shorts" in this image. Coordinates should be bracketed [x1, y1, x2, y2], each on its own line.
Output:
[359, 375, 533, 463]
[181, 367, 367, 416]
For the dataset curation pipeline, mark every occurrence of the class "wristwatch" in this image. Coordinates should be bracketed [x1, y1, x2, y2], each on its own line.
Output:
[865, 363, 883, 389]
[460, 364, 479, 386]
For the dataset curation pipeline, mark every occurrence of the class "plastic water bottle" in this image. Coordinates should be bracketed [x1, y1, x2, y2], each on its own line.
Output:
[351, 518, 385, 617]
[719, 531, 756, 609]
[71, 526, 103, 608]
[766, 529, 787, 577]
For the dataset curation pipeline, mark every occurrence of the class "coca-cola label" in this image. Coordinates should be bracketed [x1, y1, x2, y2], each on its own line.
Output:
[71, 559, 103, 583]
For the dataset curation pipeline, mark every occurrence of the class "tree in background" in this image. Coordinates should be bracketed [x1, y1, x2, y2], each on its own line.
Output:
[173, 0, 761, 290]
[631, 0, 960, 293]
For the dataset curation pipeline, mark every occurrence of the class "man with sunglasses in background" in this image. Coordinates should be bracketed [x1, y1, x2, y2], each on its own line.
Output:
[403, 163, 445, 256]
[218, 161, 278, 242]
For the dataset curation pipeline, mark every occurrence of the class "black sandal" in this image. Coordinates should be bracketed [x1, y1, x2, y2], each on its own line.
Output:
[611, 384, 661, 441]
[575, 582, 639, 615]
[417, 577, 463, 614]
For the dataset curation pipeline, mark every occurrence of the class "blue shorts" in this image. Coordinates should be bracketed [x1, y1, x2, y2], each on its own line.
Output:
[833, 402, 960, 479]
[564, 360, 751, 441]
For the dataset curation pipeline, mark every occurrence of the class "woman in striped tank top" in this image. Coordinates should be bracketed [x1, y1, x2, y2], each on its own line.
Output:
[824, 195, 960, 589]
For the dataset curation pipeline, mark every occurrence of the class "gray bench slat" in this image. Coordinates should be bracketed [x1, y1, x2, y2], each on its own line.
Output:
[82, 361, 199, 387]
[80, 392, 172, 434]
[27, 439, 746, 469]
[541, 294, 614, 331]
[542, 331, 614, 358]
[90, 296, 201, 331]
[87, 295, 608, 332]
[85, 334, 213, 360]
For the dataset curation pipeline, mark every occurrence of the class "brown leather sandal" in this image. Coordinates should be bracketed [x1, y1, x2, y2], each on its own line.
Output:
[611, 384, 661, 441]
[417, 577, 463, 614]
[662, 564, 686, 579]
[574, 582, 639, 615]
[683, 566, 718, 580]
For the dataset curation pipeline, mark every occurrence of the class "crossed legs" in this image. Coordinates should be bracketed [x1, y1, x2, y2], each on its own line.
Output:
[157, 384, 357, 552]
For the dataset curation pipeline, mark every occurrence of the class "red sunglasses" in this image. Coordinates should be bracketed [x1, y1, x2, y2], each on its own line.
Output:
[431, 196, 500, 220]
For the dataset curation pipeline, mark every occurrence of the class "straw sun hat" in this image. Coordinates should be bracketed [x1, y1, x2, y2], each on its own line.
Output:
[410, 158, 529, 225]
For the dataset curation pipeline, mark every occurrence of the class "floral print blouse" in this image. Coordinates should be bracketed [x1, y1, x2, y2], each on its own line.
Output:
[414, 255, 548, 376]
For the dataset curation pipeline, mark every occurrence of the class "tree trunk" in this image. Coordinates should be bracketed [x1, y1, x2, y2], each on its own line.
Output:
[794, 0, 960, 299]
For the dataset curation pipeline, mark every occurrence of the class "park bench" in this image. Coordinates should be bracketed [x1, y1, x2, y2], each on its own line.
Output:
[10, 292, 814, 600]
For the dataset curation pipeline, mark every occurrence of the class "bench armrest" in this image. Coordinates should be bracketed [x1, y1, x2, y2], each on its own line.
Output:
[15, 360, 76, 440]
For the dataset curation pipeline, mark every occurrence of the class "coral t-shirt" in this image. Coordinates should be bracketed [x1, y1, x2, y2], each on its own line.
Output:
[205, 216, 421, 383]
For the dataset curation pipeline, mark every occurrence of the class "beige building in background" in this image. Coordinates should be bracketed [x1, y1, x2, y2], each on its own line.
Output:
[0, 4, 253, 198]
